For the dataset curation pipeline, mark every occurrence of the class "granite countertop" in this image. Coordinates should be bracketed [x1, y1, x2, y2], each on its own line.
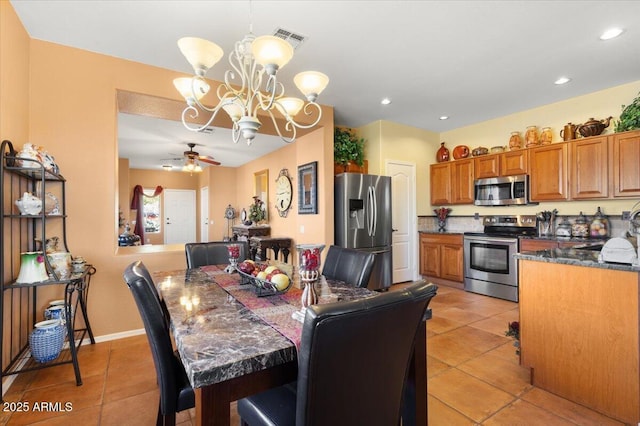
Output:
[418, 230, 464, 235]
[515, 248, 640, 273]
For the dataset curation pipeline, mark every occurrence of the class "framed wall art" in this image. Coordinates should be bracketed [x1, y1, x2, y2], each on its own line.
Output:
[297, 161, 317, 214]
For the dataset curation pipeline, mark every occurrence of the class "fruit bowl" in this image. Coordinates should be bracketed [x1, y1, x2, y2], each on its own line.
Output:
[236, 261, 292, 297]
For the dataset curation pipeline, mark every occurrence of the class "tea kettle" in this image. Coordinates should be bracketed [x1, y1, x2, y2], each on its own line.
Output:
[576, 117, 612, 138]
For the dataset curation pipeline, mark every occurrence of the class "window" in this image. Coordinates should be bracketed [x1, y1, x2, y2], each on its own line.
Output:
[143, 189, 161, 233]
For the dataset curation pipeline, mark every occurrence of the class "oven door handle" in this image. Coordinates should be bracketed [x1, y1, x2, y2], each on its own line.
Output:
[465, 237, 518, 245]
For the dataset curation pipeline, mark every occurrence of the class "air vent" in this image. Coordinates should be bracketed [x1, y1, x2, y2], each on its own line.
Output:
[273, 28, 306, 50]
[198, 127, 215, 134]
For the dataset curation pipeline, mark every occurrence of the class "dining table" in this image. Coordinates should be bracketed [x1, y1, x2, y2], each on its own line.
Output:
[153, 265, 428, 426]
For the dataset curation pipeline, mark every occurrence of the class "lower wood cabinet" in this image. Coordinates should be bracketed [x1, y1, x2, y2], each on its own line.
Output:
[520, 238, 594, 252]
[419, 233, 463, 283]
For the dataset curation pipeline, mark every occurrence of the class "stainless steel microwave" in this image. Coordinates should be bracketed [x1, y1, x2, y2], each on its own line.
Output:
[474, 175, 532, 206]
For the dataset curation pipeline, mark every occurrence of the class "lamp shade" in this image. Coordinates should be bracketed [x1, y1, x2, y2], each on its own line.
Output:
[221, 98, 245, 122]
[178, 37, 224, 75]
[173, 77, 210, 101]
[251, 36, 293, 69]
[277, 97, 305, 117]
[294, 71, 329, 101]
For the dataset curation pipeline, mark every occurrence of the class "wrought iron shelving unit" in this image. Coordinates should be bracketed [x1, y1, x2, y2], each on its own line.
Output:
[0, 140, 96, 398]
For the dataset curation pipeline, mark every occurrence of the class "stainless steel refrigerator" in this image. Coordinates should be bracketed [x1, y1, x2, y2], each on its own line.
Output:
[334, 173, 392, 290]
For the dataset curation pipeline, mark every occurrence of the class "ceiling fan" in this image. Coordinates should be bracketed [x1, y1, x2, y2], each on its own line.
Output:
[183, 142, 220, 166]
[162, 142, 221, 170]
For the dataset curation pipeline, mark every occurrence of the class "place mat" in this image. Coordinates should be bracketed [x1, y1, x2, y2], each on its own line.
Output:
[200, 265, 305, 349]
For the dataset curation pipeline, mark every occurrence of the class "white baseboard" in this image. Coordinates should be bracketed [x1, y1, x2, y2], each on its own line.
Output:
[2, 328, 146, 396]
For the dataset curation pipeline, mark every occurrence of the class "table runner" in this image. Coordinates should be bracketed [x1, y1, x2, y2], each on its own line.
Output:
[200, 265, 305, 348]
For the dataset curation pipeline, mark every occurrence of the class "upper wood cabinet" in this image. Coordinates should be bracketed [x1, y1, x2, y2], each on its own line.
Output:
[529, 143, 568, 201]
[451, 158, 474, 204]
[430, 163, 451, 205]
[474, 154, 500, 179]
[612, 131, 640, 197]
[569, 136, 609, 199]
[430, 160, 474, 205]
[501, 149, 528, 176]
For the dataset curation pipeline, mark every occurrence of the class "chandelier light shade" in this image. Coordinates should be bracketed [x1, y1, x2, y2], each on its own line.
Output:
[174, 29, 329, 145]
[182, 156, 203, 173]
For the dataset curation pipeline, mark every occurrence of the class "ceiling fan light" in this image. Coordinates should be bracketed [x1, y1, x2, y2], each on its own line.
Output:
[173, 77, 210, 102]
[277, 97, 305, 117]
[294, 71, 329, 102]
[178, 37, 224, 76]
[252, 35, 294, 71]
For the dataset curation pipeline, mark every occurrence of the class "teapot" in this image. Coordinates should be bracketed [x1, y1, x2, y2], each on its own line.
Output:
[15, 192, 42, 215]
[576, 117, 612, 138]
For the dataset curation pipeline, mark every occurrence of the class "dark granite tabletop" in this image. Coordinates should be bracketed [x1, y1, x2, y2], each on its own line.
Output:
[153, 268, 375, 389]
[515, 248, 640, 273]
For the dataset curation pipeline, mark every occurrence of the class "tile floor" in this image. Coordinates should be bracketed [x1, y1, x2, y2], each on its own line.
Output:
[0, 284, 625, 425]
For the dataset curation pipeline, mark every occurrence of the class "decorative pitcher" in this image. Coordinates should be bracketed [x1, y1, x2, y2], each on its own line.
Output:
[16, 252, 49, 284]
[436, 142, 450, 162]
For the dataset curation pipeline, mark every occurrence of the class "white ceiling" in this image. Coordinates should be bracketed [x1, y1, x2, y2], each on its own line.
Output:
[11, 1, 640, 169]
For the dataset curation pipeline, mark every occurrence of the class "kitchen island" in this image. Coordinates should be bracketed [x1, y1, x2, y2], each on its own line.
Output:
[514, 248, 640, 424]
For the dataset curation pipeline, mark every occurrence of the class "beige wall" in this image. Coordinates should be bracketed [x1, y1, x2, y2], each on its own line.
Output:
[1, 0, 334, 339]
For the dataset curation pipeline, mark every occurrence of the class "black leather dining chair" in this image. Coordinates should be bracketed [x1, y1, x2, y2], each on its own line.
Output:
[321, 245, 376, 288]
[237, 281, 438, 426]
[126, 260, 171, 331]
[124, 261, 195, 426]
[185, 240, 249, 268]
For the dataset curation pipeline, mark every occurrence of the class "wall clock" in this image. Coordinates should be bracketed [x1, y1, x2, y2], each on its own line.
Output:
[275, 168, 293, 217]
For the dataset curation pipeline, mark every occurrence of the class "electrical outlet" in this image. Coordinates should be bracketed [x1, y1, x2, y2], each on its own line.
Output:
[622, 211, 631, 220]
[474, 212, 480, 220]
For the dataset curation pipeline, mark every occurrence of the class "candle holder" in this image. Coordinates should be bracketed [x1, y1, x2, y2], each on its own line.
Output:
[292, 244, 325, 322]
[225, 244, 241, 273]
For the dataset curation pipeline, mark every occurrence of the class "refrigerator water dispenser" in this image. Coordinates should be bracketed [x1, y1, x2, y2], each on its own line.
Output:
[348, 199, 364, 229]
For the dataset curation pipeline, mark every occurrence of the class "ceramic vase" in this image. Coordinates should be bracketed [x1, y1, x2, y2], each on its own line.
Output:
[438, 219, 447, 233]
[16, 252, 49, 284]
[436, 142, 450, 162]
[29, 319, 65, 363]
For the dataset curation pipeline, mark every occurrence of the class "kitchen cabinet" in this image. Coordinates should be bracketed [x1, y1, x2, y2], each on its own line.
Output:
[570, 136, 609, 199]
[429, 160, 474, 205]
[474, 154, 500, 179]
[429, 163, 451, 205]
[520, 238, 588, 252]
[451, 158, 474, 204]
[612, 130, 640, 197]
[419, 233, 463, 283]
[501, 149, 528, 176]
[0, 140, 95, 396]
[519, 259, 640, 424]
[529, 142, 568, 201]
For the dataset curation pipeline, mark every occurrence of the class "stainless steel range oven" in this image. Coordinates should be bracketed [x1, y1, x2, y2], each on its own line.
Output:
[463, 215, 536, 302]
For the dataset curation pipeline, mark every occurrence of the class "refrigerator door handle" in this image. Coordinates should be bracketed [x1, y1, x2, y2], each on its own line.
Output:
[371, 186, 377, 236]
[367, 186, 374, 236]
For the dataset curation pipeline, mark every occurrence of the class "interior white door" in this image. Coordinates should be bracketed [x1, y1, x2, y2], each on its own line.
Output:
[200, 186, 209, 242]
[164, 189, 196, 244]
[386, 161, 417, 283]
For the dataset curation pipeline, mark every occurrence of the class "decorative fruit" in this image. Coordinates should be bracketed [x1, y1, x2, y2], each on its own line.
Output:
[256, 271, 268, 280]
[227, 244, 241, 259]
[271, 273, 290, 291]
[264, 265, 278, 274]
[238, 261, 255, 274]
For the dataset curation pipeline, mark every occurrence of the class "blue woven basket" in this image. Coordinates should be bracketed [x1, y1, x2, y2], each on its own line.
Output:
[29, 319, 65, 363]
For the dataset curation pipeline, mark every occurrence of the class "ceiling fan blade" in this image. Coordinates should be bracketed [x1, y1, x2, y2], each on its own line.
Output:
[199, 156, 221, 166]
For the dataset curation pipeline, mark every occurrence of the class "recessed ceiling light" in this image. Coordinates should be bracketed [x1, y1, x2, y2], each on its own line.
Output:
[439, 116, 449, 120]
[381, 98, 391, 105]
[600, 28, 624, 40]
[554, 77, 571, 85]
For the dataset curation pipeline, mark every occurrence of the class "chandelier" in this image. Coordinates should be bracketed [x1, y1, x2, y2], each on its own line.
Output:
[173, 29, 329, 146]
